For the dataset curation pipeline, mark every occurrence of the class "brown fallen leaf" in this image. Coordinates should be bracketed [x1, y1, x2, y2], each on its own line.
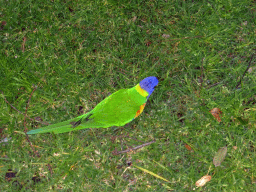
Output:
[195, 175, 211, 187]
[1, 21, 7, 26]
[213, 146, 227, 167]
[145, 41, 152, 46]
[22, 37, 26, 52]
[5, 169, 17, 182]
[210, 108, 222, 122]
[185, 144, 192, 151]
[68, 7, 74, 12]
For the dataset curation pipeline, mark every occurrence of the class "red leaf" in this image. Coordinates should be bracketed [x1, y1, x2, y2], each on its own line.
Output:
[210, 108, 222, 122]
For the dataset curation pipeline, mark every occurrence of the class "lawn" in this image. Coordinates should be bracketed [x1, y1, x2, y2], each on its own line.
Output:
[1, 0, 255, 191]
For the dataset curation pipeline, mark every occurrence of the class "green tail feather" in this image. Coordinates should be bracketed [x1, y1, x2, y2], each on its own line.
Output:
[27, 113, 91, 134]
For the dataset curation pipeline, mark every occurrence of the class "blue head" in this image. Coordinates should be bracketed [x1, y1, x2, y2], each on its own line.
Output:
[139, 76, 158, 98]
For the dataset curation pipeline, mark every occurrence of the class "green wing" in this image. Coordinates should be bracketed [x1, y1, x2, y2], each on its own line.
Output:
[84, 87, 146, 126]
[27, 85, 146, 134]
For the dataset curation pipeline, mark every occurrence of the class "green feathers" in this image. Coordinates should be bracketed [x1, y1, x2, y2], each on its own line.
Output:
[27, 76, 158, 134]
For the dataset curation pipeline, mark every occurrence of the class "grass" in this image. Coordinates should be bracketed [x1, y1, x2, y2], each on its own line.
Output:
[1, 0, 255, 191]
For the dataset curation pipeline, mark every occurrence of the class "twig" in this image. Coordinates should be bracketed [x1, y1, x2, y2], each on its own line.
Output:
[47, 163, 53, 176]
[24, 85, 38, 132]
[25, 135, 40, 157]
[1, 90, 48, 125]
[23, 85, 41, 158]
[112, 140, 156, 155]
[236, 54, 255, 89]
[1, 90, 26, 116]
[206, 82, 221, 89]
[22, 37, 26, 52]
[1, 88, 41, 157]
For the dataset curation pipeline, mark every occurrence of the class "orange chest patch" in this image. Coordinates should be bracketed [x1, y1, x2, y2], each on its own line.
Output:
[135, 103, 146, 118]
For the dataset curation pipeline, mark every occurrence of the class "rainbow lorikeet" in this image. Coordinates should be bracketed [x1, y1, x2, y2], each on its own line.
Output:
[27, 76, 158, 134]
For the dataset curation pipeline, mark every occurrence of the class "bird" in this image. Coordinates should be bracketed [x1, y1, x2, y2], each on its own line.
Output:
[26, 76, 158, 134]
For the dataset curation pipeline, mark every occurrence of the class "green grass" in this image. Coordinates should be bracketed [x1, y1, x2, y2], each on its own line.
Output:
[1, 0, 255, 191]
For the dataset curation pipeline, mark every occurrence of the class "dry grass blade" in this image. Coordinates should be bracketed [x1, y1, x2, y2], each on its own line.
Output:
[134, 165, 170, 182]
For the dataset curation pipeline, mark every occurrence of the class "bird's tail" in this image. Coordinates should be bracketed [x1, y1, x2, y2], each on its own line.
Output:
[26, 113, 92, 135]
